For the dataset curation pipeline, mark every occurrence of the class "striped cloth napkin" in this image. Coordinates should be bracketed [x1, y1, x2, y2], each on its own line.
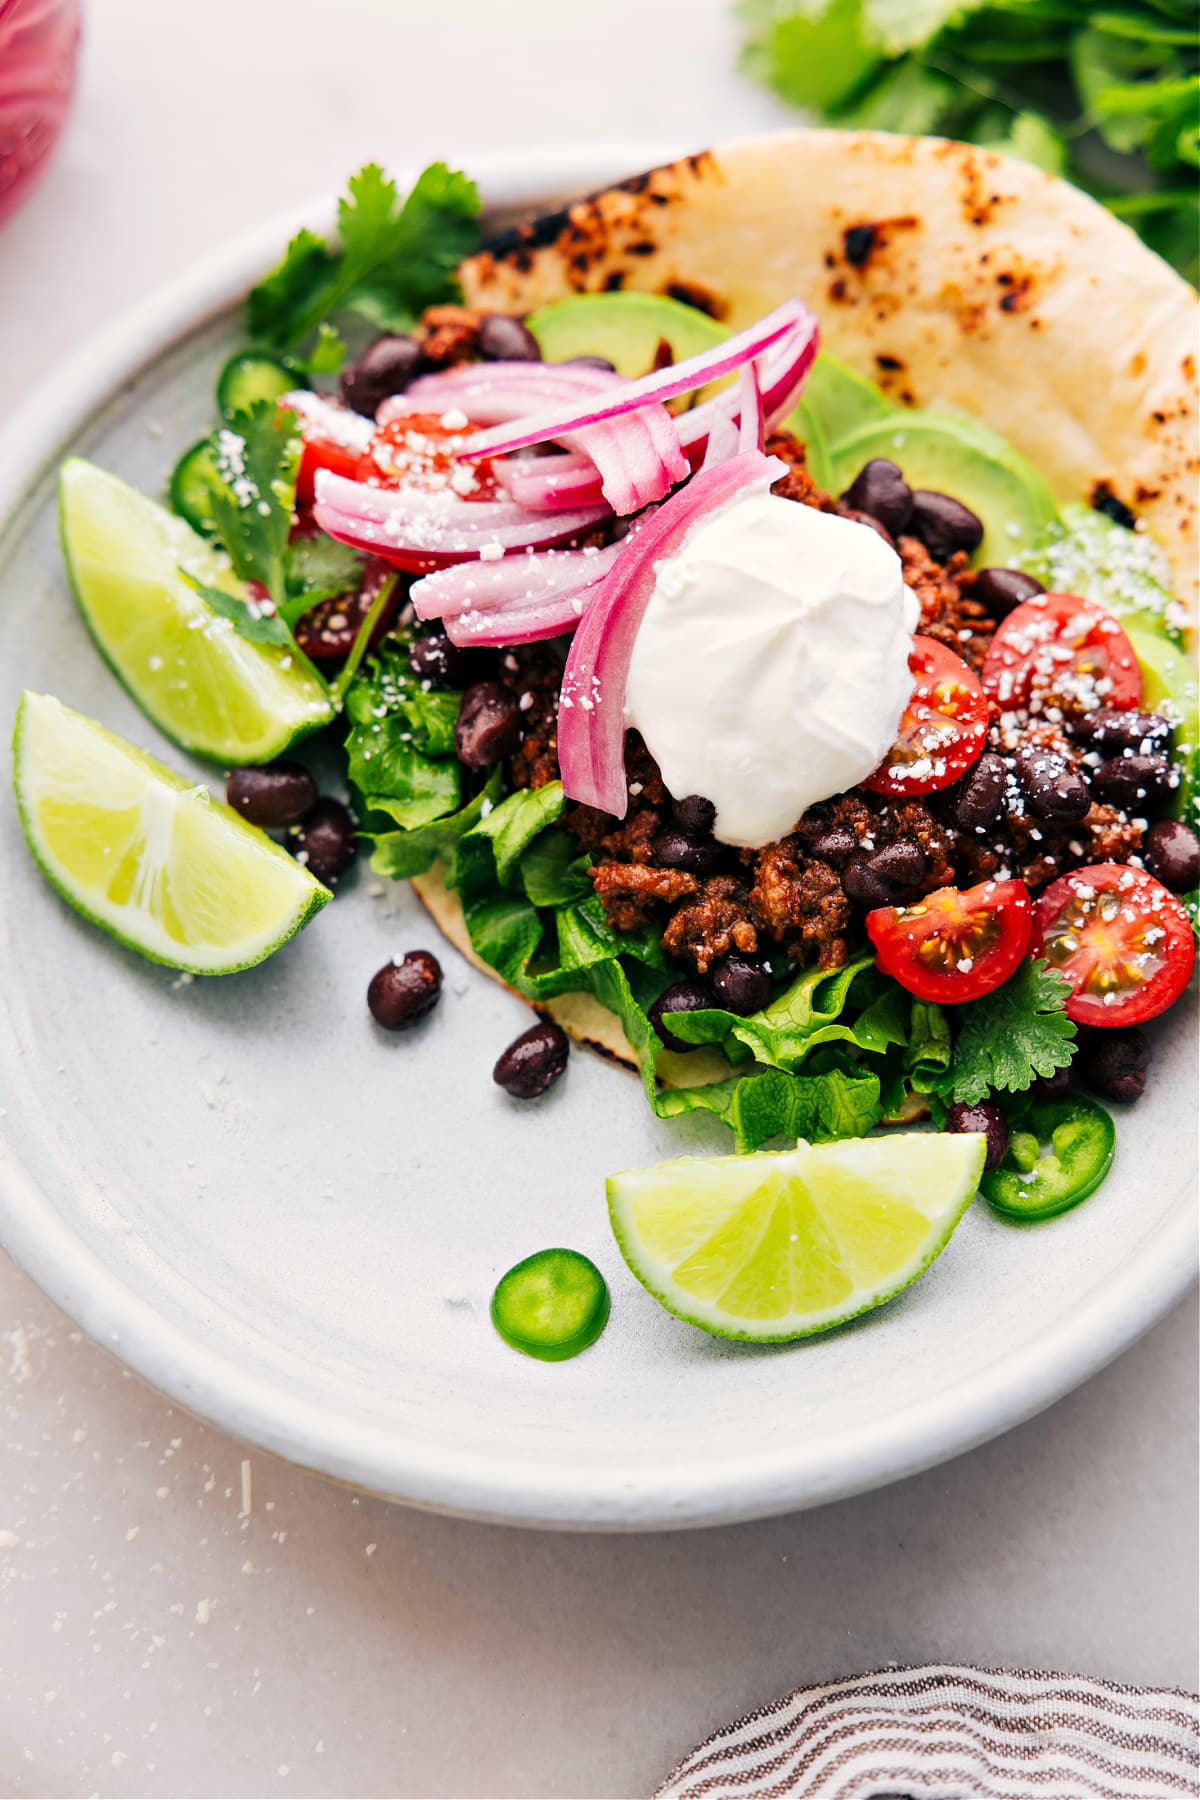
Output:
[655, 1664, 1200, 1799]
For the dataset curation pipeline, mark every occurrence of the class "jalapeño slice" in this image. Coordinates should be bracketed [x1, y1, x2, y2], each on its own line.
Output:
[981, 1096, 1115, 1221]
[490, 1248, 611, 1362]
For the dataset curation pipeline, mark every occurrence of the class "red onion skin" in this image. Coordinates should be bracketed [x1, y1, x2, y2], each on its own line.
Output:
[312, 469, 609, 567]
[461, 301, 816, 459]
[443, 589, 605, 647]
[426, 314, 818, 512]
[411, 542, 622, 621]
[558, 450, 786, 817]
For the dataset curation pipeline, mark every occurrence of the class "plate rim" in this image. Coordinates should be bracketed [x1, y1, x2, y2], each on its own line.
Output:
[1, 136, 1195, 1530]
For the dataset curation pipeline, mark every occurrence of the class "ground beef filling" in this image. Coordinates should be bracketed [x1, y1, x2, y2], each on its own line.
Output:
[493, 434, 1151, 977]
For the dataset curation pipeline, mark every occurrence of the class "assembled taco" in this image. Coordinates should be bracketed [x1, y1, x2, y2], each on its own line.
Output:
[388, 131, 1196, 1089]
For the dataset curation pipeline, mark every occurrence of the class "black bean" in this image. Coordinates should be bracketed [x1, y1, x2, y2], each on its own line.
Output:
[908, 490, 985, 558]
[227, 761, 316, 829]
[810, 826, 858, 868]
[291, 797, 356, 885]
[1012, 745, 1091, 822]
[838, 458, 913, 535]
[455, 681, 523, 769]
[1091, 753, 1174, 812]
[1080, 1027, 1150, 1105]
[836, 859, 880, 909]
[408, 630, 476, 690]
[568, 353, 617, 372]
[1031, 1062, 1075, 1101]
[1066, 707, 1172, 756]
[493, 1019, 569, 1098]
[295, 579, 400, 663]
[670, 792, 716, 835]
[647, 979, 716, 1054]
[710, 952, 773, 1016]
[972, 567, 1044, 618]
[834, 503, 896, 550]
[842, 838, 926, 908]
[340, 334, 423, 417]
[367, 950, 442, 1031]
[952, 753, 1008, 832]
[651, 826, 725, 875]
[478, 314, 543, 362]
[1144, 818, 1200, 892]
[945, 1099, 1008, 1173]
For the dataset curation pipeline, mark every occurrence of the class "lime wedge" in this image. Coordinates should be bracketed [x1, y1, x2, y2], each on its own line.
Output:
[607, 1131, 985, 1341]
[13, 692, 330, 974]
[59, 458, 333, 765]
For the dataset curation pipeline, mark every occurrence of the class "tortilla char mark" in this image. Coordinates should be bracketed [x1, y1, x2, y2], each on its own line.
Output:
[460, 129, 1196, 607]
[464, 149, 731, 314]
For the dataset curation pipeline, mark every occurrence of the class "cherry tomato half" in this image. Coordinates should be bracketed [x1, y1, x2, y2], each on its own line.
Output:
[981, 591, 1142, 718]
[295, 434, 362, 508]
[867, 878, 1032, 1004]
[862, 636, 989, 798]
[1030, 862, 1195, 1027]
[358, 411, 499, 501]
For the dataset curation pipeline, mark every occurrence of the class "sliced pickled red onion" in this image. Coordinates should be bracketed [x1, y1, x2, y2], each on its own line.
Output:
[385, 360, 625, 423]
[386, 361, 686, 515]
[443, 589, 605, 647]
[460, 301, 816, 459]
[493, 450, 598, 511]
[737, 362, 765, 454]
[312, 468, 609, 568]
[470, 319, 816, 511]
[558, 450, 786, 817]
[411, 542, 622, 621]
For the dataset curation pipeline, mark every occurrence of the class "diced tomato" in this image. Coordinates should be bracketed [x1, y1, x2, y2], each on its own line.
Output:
[862, 636, 989, 798]
[358, 411, 499, 501]
[295, 435, 362, 509]
[1030, 862, 1195, 1027]
[866, 878, 1033, 1004]
[981, 591, 1142, 718]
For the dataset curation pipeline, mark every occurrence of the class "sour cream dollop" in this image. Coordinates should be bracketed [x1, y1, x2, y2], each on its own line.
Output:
[624, 490, 919, 848]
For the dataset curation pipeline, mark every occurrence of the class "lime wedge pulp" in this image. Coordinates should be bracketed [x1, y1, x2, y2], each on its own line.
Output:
[59, 458, 333, 765]
[13, 692, 330, 974]
[607, 1131, 986, 1341]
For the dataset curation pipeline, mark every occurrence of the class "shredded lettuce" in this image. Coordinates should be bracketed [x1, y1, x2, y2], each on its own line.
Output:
[441, 790, 923, 1151]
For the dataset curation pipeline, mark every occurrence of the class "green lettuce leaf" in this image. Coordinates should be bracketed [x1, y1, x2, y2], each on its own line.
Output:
[371, 767, 502, 881]
[663, 951, 901, 1071]
[344, 638, 464, 831]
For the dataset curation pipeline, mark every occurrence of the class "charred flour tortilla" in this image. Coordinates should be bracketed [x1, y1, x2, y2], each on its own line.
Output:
[414, 129, 1199, 1074]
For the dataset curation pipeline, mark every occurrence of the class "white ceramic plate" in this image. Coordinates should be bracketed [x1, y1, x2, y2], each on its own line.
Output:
[0, 145, 1195, 1530]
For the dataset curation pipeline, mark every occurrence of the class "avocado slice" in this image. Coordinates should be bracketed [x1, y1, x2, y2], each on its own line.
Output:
[1013, 504, 1184, 645]
[827, 411, 1060, 565]
[1125, 624, 1199, 825]
[526, 292, 726, 375]
[784, 355, 894, 487]
[797, 354, 894, 445]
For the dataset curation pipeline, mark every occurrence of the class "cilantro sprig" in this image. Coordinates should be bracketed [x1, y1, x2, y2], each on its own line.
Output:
[177, 401, 388, 690]
[935, 957, 1077, 1106]
[737, 0, 1199, 282]
[246, 161, 482, 355]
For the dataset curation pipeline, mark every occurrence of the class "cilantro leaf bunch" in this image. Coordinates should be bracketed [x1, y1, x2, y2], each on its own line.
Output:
[246, 161, 482, 354]
[736, 0, 1199, 283]
[935, 957, 1077, 1106]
